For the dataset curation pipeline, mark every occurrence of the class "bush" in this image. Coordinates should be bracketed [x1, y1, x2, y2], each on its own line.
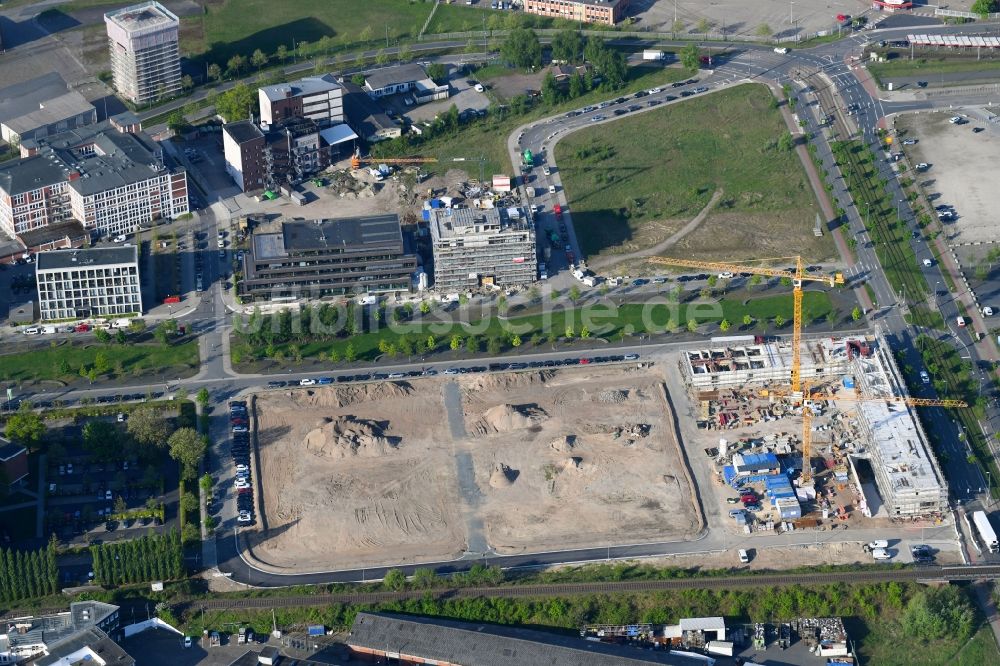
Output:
[901, 586, 977, 643]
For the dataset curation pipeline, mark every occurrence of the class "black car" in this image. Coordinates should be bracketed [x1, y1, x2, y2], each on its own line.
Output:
[680, 90, 693, 97]
[337, 375, 353, 382]
[266, 381, 286, 389]
[354, 374, 372, 381]
[685, 78, 698, 85]
[634, 90, 648, 98]
[664, 95, 677, 101]
[647, 99, 662, 107]
[671, 81, 684, 88]
[614, 97, 626, 104]
[627, 105, 641, 112]
[231, 401, 247, 408]
[613, 108, 627, 116]
[373, 373, 389, 380]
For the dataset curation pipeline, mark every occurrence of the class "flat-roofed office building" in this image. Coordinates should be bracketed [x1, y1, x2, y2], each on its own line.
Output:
[35, 246, 142, 320]
[240, 216, 416, 301]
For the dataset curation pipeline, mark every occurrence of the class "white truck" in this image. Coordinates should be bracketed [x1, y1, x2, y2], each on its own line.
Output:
[972, 510, 999, 553]
[863, 540, 888, 552]
[642, 50, 666, 61]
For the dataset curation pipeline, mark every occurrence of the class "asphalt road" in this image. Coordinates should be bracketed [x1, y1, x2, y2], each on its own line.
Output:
[5, 4, 1000, 585]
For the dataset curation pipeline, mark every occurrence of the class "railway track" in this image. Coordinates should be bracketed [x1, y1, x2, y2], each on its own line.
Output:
[189, 565, 1000, 612]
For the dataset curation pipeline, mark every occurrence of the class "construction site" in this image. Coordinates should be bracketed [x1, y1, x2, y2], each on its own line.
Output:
[676, 334, 952, 535]
[244, 364, 702, 572]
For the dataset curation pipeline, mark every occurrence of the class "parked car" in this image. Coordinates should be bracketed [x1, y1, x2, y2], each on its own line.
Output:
[299, 378, 316, 386]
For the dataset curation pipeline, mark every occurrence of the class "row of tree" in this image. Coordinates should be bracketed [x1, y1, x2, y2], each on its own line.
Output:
[90, 530, 184, 586]
[0, 539, 59, 601]
[502, 30, 627, 91]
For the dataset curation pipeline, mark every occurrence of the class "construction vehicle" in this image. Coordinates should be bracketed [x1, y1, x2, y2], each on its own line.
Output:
[522, 149, 534, 166]
[350, 149, 438, 170]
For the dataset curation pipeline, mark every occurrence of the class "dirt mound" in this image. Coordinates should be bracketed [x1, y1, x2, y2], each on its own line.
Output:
[478, 403, 548, 434]
[563, 456, 584, 472]
[489, 463, 519, 488]
[304, 416, 400, 458]
[310, 382, 414, 408]
[550, 435, 576, 453]
[465, 371, 553, 393]
[596, 389, 629, 404]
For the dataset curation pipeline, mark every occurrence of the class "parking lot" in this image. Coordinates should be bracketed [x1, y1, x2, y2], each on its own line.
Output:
[400, 73, 491, 124]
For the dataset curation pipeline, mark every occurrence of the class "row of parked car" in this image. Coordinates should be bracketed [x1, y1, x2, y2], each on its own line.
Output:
[264, 354, 643, 390]
[230, 401, 254, 524]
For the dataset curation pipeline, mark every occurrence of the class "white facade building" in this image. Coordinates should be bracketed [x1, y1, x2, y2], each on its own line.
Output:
[35, 246, 142, 321]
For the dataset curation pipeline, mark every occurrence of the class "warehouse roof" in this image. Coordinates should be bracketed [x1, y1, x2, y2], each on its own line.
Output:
[3, 90, 95, 137]
[36, 246, 138, 271]
[34, 627, 134, 666]
[364, 63, 428, 91]
[347, 612, 709, 666]
[0, 73, 71, 126]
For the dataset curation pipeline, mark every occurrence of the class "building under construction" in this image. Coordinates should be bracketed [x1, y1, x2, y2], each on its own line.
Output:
[682, 335, 947, 519]
[427, 206, 536, 290]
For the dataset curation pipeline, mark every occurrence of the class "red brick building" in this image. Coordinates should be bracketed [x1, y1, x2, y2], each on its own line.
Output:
[0, 436, 28, 487]
[524, 0, 629, 26]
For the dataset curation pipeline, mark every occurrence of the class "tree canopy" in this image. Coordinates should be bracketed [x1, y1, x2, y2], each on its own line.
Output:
[501, 28, 542, 70]
[551, 29, 583, 64]
[901, 586, 976, 643]
[83, 420, 124, 461]
[126, 407, 171, 450]
[215, 83, 257, 123]
[4, 407, 45, 450]
[168, 428, 207, 479]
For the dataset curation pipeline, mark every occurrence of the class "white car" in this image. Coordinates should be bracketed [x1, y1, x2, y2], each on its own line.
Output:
[234, 479, 250, 489]
[299, 378, 316, 386]
[473, 83, 485, 92]
[112, 234, 127, 243]
[902, 138, 917, 145]
[718, 272, 733, 279]
[542, 166, 551, 176]
[920, 370, 930, 384]
[217, 239, 225, 248]
[956, 316, 966, 328]
[647, 87, 662, 94]
[237, 511, 253, 523]
[983, 306, 995, 316]
[949, 116, 963, 124]
[235, 464, 249, 474]
[915, 162, 929, 170]
[22, 327, 40, 335]
[922, 258, 932, 267]
[183, 636, 192, 648]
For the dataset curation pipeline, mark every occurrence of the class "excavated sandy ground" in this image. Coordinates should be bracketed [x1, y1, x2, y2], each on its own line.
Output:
[460, 366, 702, 554]
[248, 364, 702, 571]
[249, 381, 464, 571]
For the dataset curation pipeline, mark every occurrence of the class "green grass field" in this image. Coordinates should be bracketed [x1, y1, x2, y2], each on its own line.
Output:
[0, 341, 199, 382]
[554, 83, 830, 262]
[185, 0, 436, 65]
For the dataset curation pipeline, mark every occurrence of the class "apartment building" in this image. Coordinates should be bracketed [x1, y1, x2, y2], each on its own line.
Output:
[0, 72, 97, 145]
[223, 117, 327, 193]
[105, 1, 182, 104]
[35, 246, 142, 321]
[259, 74, 344, 126]
[524, 0, 629, 26]
[428, 206, 537, 290]
[0, 118, 188, 238]
[239, 216, 416, 301]
[341, 80, 401, 143]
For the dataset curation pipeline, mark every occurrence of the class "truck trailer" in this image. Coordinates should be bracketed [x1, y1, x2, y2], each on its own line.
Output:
[642, 50, 666, 61]
[972, 510, 999, 553]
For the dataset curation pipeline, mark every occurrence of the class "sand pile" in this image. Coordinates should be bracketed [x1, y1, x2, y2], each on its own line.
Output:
[466, 371, 553, 393]
[303, 416, 399, 458]
[479, 403, 548, 434]
[489, 463, 519, 488]
[563, 456, 584, 472]
[309, 382, 414, 409]
[550, 435, 576, 453]
[596, 389, 629, 404]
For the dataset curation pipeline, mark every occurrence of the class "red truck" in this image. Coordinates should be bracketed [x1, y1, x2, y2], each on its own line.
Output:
[553, 204, 563, 217]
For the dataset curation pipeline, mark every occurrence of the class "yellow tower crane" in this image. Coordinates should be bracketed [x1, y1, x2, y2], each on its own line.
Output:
[350, 153, 439, 169]
[649, 256, 844, 393]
